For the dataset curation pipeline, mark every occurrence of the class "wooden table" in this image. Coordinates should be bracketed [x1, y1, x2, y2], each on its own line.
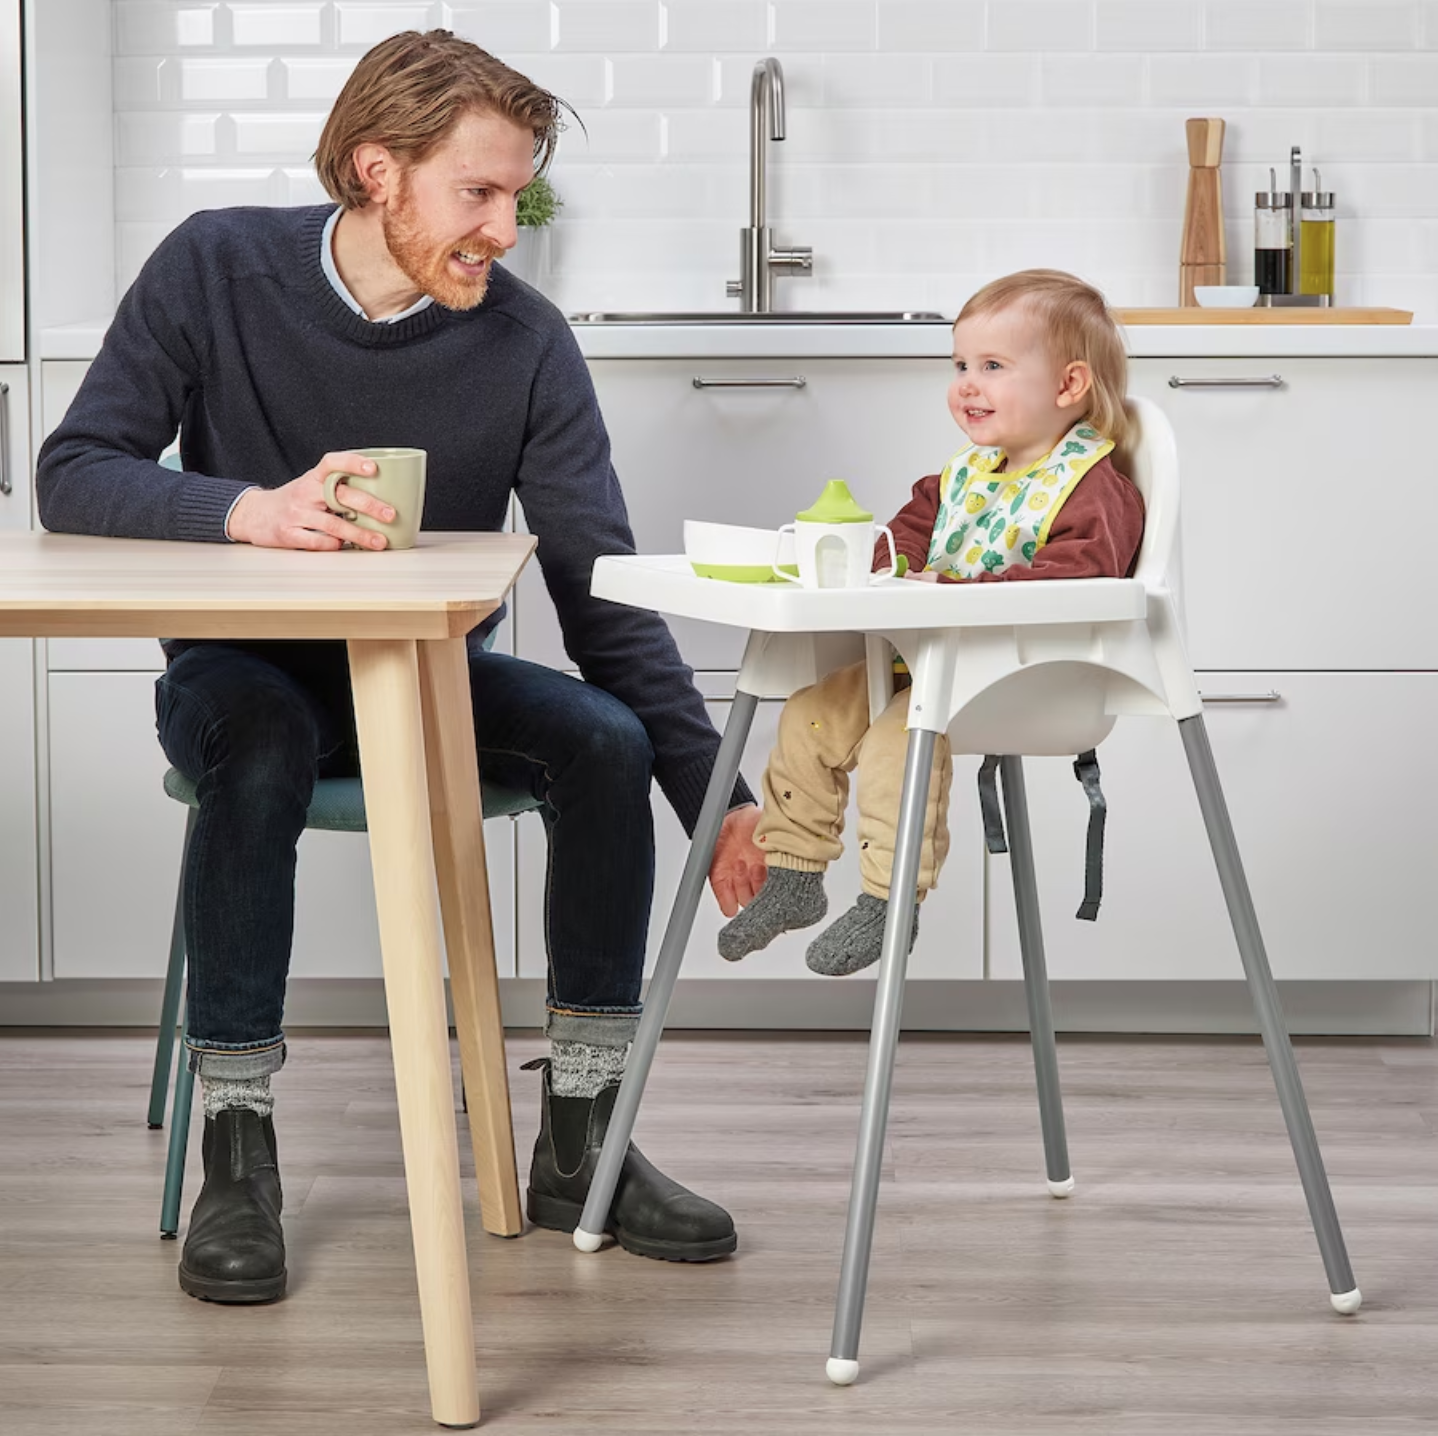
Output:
[0, 530, 537, 1429]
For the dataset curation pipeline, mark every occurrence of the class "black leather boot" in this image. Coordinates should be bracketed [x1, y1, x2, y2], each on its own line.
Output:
[178, 1107, 287, 1303]
[523, 1059, 737, 1262]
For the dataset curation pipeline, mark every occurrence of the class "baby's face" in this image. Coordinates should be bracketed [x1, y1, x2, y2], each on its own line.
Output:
[948, 303, 1074, 461]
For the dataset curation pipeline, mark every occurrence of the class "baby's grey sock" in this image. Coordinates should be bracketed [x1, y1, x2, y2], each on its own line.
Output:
[201, 1073, 274, 1120]
[717, 867, 828, 961]
[549, 1039, 627, 1099]
[805, 893, 920, 977]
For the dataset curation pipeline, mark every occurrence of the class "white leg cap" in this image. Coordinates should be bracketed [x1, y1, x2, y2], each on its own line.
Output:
[572, 1228, 604, 1254]
[826, 1358, 860, 1386]
[1330, 1287, 1362, 1316]
[1047, 1176, 1075, 1198]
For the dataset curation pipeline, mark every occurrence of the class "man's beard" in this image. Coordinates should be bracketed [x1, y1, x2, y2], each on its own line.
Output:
[382, 177, 500, 312]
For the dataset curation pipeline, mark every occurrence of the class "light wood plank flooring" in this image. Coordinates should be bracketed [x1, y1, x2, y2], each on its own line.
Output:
[1, 1028, 1436, 1434]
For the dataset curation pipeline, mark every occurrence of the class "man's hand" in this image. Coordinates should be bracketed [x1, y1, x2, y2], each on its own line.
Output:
[227, 451, 397, 551]
[708, 803, 767, 918]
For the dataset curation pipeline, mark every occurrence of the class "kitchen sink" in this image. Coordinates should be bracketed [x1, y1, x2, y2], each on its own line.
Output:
[568, 310, 950, 325]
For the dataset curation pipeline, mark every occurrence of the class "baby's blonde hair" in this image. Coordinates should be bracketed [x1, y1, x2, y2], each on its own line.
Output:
[956, 269, 1129, 451]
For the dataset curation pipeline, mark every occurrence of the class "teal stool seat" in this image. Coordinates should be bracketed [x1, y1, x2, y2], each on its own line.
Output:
[150, 766, 540, 1237]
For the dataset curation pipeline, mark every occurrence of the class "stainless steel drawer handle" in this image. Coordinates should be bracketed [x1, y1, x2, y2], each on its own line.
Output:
[692, 376, 807, 390]
[1168, 375, 1284, 389]
[1199, 690, 1282, 704]
[0, 381, 10, 496]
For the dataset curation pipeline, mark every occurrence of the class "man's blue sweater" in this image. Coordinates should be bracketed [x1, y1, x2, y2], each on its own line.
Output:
[36, 204, 750, 831]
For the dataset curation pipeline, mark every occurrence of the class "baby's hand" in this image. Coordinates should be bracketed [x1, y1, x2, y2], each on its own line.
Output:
[905, 569, 940, 583]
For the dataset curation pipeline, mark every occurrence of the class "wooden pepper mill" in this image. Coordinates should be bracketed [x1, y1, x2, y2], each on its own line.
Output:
[1179, 117, 1226, 306]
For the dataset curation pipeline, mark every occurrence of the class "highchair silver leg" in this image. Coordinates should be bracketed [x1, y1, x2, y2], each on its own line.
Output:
[999, 757, 1073, 1197]
[574, 689, 761, 1252]
[827, 727, 937, 1386]
[1178, 714, 1361, 1315]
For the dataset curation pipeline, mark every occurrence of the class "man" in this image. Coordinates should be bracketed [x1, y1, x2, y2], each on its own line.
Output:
[37, 30, 766, 1302]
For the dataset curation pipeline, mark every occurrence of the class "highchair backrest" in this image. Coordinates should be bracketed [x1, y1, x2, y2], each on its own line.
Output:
[885, 393, 1197, 758]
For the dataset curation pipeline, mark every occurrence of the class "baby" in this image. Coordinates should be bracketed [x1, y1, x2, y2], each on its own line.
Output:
[719, 268, 1146, 976]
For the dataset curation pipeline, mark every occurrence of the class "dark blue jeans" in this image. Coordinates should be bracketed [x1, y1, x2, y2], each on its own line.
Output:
[155, 640, 654, 1079]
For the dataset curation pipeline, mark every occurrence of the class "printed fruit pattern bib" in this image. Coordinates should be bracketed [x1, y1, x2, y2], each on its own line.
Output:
[924, 422, 1114, 579]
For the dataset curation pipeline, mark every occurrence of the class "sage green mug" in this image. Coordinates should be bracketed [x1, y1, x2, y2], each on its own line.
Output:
[322, 447, 427, 550]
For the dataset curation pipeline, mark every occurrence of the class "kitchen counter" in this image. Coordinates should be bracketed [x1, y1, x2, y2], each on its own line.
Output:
[40, 317, 1438, 363]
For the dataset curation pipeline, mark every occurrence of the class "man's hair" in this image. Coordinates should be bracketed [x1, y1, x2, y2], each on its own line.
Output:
[315, 30, 566, 209]
[956, 269, 1130, 450]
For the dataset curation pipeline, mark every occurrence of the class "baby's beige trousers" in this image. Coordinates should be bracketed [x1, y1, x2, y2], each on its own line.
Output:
[754, 660, 953, 900]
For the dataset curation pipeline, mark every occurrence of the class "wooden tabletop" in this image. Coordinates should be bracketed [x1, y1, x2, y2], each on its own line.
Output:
[0, 531, 537, 640]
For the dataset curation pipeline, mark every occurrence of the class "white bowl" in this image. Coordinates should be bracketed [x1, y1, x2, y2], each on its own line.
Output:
[683, 520, 792, 583]
[1193, 285, 1260, 309]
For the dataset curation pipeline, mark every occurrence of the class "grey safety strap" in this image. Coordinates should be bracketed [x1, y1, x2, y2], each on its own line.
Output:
[977, 755, 1007, 854]
[1072, 749, 1105, 922]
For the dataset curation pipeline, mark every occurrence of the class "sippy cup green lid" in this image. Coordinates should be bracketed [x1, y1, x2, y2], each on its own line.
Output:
[796, 480, 872, 524]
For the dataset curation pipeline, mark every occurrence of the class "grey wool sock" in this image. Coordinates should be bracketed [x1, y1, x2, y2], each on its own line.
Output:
[549, 1039, 627, 1099]
[717, 867, 828, 961]
[805, 893, 920, 977]
[201, 1073, 274, 1120]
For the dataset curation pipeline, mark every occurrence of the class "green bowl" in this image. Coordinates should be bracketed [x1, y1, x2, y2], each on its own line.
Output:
[691, 561, 788, 584]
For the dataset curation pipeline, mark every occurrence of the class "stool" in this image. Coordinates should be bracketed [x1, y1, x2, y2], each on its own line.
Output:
[148, 766, 539, 1238]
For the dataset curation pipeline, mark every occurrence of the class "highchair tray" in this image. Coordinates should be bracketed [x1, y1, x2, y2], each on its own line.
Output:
[592, 554, 1147, 632]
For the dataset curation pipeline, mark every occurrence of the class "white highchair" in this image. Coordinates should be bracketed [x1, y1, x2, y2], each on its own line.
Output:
[578, 395, 1360, 1384]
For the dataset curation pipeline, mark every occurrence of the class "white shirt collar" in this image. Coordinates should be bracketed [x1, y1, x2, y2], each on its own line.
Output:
[320, 206, 434, 324]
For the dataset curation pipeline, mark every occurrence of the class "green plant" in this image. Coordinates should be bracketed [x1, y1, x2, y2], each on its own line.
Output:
[516, 173, 562, 228]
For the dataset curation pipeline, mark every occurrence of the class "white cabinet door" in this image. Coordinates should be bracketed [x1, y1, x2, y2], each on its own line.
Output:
[0, 362, 26, 531]
[516, 690, 985, 984]
[0, 639, 38, 980]
[48, 670, 516, 981]
[0, 0, 22, 361]
[987, 673, 1438, 982]
[516, 357, 956, 674]
[1129, 357, 1438, 670]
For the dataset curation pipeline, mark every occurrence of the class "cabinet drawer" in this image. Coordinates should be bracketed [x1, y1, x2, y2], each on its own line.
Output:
[517, 357, 956, 674]
[515, 687, 984, 983]
[987, 672, 1438, 981]
[1130, 358, 1438, 670]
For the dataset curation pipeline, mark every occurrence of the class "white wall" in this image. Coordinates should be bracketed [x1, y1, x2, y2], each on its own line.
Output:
[110, 0, 1438, 317]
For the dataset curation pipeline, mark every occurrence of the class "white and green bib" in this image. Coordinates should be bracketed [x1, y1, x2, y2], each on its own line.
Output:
[924, 422, 1114, 580]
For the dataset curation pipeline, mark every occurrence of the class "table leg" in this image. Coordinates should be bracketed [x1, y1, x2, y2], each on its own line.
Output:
[418, 636, 523, 1238]
[349, 638, 480, 1430]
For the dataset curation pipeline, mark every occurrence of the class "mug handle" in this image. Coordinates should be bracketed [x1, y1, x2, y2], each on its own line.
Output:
[870, 525, 899, 582]
[322, 469, 357, 521]
[772, 523, 802, 583]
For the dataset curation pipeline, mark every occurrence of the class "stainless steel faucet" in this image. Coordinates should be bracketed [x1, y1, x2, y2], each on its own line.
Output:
[726, 58, 813, 313]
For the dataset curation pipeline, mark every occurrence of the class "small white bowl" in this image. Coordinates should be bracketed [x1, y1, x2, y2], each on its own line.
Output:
[684, 520, 792, 583]
[1193, 285, 1260, 309]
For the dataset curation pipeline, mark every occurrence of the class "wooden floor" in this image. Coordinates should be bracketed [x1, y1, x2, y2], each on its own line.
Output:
[1, 1028, 1437, 1434]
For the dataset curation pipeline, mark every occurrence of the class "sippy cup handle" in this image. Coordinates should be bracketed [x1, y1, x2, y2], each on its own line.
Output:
[772, 523, 802, 584]
[870, 525, 898, 582]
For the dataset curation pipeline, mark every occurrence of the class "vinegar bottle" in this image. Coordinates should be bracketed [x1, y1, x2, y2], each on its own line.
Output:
[1254, 169, 1292, 297]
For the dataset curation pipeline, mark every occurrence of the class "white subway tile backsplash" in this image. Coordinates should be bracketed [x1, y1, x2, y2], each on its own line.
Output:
[1256, 54, 1365, 106]
[1204, 2, 1311, 53]
[554, 2, 661, 52]
[444, 3, 555, 54]
[931, 54, 1039, 106]
[821, 54, 931, 107]
[661, 2, 768, 52]
[281, 57, 358, 101]
[103, 0, 1438, 320]
[232, 112, 327, 156]
[114, 3, 219, 53]
[1146, 54, 1255, 106]
[179, 58, 273, 102]
[877, 1, 983, 51]
[986, 1, 1093, 53]
[1038, 53, 1145, 105]
[1370, 55, 1438, 107]
[770, 3, 878, 53]
[1095, 2, 1199, 52]
[230, 5, 328, 49]
[1314, 1, 1417, 51]
[334, 4, 440, 49]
